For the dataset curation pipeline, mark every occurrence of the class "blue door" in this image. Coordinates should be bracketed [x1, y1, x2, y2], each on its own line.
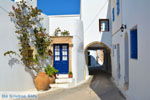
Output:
[53, 44, 69, 74]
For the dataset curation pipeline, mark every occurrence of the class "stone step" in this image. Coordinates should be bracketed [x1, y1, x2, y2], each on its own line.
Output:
[55, 78, 73, 83]
[56, 74, 68, 79]
[50, 83, 72, 88]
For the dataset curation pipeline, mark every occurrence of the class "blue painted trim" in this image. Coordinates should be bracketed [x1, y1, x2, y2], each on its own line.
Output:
[116, 0, 120, 16]
[130, 28, 138, 59]
[112, 8, 115, 22]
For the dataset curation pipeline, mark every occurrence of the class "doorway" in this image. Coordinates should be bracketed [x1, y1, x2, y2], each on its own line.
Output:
[53, 44, 69, 74]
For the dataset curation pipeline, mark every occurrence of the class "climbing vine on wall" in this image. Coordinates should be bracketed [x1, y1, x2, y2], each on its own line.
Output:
[7, 0, 51, 73]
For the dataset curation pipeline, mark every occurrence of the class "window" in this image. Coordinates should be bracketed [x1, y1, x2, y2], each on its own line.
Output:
[116, 0, 120, 16]
[62, 45, 68, 61]
[130, 27, 138, 59]
[112, 8, 115, 22]
[55, 46, 60, 61]
[99, 19, 109, 32]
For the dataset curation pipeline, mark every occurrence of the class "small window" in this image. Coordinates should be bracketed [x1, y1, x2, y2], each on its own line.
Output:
[99, 19, 109, 32]
[116, 0, 120, 16]
[130, 27, 138, 59]
[112, 8, 115, 22]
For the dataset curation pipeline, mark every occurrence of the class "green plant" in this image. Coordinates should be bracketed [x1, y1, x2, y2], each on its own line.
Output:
[44, 65, 58, 76]
[53, 27, 70, 36]
[61, 30, 70, 36]
[68, 72, 73, 75]
[8, 0, 41, 67]
[34, 28, 51, 58]
[7, 0, 51, 73]
[4, 51, 19, 57]
[54, 27, 61, 36]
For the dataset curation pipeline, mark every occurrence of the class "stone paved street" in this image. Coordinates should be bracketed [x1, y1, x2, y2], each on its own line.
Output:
[38, 72, 125, 100]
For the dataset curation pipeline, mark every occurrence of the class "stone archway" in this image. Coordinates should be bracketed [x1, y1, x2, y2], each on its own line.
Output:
[84, 41, 112, 75]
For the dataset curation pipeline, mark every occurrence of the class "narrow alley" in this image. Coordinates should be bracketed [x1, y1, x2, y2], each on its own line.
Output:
[38, 72, 125, 100]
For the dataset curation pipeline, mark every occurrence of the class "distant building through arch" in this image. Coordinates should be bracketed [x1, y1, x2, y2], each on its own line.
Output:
[84, 41, 112, 75]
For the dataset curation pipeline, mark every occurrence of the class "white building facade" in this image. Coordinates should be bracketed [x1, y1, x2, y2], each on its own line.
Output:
[48, 15, 85, 83]
[1, 1, 150, 99]
[111, 0, 150, 100]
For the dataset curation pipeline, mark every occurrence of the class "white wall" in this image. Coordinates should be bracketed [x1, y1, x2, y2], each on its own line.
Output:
[15, 0, 37, 7]
[49, 15, 80, 36]
[111, 0, 150, 100]
[49, 15, 86, 83]
[0, 0, 35, 91]
[81, 0, 112, 48]
[40, 13, 49, 33]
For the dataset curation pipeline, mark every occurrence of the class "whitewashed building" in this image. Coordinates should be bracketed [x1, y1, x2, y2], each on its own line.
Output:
[80, 0, 112, 75]
[1, 1, 150, 100]
[48, 15, 85, 84]
[0, 0, 49, 91]
[111, 0, 150, 100]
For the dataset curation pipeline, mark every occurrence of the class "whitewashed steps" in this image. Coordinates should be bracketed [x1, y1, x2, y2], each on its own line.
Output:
[55, 78, 73, 83]
[49, 74, 74, 88]
[56, 74, 68, 79]
[50, 83, 72, 88]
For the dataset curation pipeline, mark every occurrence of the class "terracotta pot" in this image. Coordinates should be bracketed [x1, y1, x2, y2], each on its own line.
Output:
[68, 74, 73, 78]
[49, 75, 55, 84]
[34, 72, 50, 91]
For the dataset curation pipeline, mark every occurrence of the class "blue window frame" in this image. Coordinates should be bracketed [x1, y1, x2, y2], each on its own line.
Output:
[11, 0, 15, 1]
[130, 28, 138, 59]
[112, 8, 115, 22]
[116, 0, 120, 16]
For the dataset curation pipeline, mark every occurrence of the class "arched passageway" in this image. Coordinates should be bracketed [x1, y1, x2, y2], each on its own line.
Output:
[84, 41, 112, 75]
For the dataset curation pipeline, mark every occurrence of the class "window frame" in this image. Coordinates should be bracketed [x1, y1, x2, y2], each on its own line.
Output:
[112, 8, 115, 22]
[99, 19, 109, 32]
[116, 0, 120, 16]
[130, 27, 138, 59]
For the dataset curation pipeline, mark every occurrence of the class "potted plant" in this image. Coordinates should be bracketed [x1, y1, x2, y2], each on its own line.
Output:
[54, 27, 70, 36]
[61, 30, 70, 36]
[34, 72, 50, 91]
[68, 72, 73, 78]
[45, 65, 58, 84]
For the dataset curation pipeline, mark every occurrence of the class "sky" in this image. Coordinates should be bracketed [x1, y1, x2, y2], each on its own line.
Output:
[37, 0, 80, 15]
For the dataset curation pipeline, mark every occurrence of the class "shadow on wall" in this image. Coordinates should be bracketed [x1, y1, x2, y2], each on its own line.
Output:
[100, 0, 112, 48]
[5, 54, 36, 79]
[8, 57, 20, 68]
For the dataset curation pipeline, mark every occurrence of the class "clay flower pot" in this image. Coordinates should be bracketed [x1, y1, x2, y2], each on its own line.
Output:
[68, 72, 73, 78]
[34, 72, 50, 91]
[68, 74, 73, 78]
[49, 75, 55, 84]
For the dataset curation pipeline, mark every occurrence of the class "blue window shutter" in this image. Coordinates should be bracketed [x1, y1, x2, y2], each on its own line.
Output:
[116, 0, 120, 16]
[112, 8, 115, 22]
[130, 29, 138, 59]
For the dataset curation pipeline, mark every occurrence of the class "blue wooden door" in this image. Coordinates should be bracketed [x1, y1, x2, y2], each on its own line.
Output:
[53, 44, 69, 74]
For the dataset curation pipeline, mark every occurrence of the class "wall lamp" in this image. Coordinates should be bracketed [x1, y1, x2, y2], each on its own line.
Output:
[120, 24, 127, 32]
